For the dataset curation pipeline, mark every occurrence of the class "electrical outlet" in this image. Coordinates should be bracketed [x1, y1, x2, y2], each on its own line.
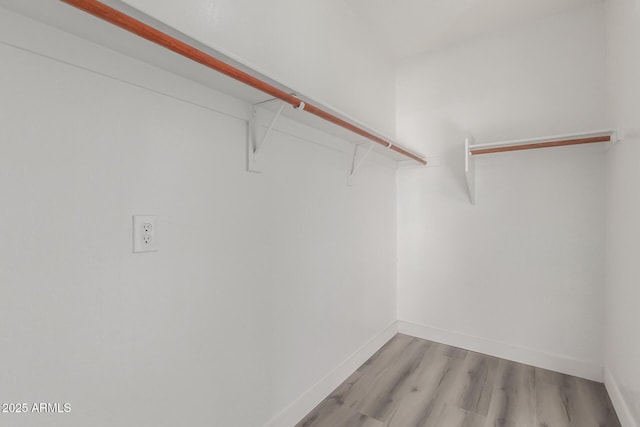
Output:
[133, 215, 158, 253]
[142, 233, 152, 244]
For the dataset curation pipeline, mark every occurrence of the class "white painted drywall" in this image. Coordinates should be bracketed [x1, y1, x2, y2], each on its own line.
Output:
[0, 9, 397, 427]
[604, 0, 640, 424]
[117, 0, 397, 139]
[396, 3, 607, 380]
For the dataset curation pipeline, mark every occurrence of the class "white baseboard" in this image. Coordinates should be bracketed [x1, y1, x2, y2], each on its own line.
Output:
[397, 320, 603, 382]
[261, 321, 398, 427]
[605, 368, 639, 427]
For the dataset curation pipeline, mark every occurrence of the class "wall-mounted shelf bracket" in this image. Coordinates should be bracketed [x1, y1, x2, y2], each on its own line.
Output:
[464, 129, 621, 204]
[247, 97, 310, 172]
[346, 142, 375, 186]
[247, 99, 286, 173]
[464, 137, 476, 204]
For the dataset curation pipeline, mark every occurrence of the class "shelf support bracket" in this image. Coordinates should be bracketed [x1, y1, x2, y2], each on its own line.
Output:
[247, 100, 286, 173]
[347, 142, 375, 186]
[465, 137, 476, 204]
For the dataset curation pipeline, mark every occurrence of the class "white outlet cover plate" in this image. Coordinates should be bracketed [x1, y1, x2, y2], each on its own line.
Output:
[133, 215, 158, 253]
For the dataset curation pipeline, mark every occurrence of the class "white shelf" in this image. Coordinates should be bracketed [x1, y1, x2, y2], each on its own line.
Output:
[2, 0, 425, 171]
[465, 129, 621, 204]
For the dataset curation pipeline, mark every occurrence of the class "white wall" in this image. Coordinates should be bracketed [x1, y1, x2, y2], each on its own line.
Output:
[117, 0, 397, 138]
[396, 3, 607, 381]
[0, 9, 397, 427]
[604, 0, 640, 425]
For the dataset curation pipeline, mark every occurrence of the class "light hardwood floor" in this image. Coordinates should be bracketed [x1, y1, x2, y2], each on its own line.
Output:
[296, 334, 620, 427]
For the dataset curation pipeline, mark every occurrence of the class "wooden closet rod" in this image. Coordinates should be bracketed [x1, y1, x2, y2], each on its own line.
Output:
[470, 135, 611, 155]
[61, 0, 427, 165]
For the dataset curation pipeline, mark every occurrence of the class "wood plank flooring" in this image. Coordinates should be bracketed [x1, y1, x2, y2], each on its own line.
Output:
[296, 334, 620, 427]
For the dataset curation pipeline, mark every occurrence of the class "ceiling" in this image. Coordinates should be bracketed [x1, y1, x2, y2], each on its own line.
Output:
[345, 0, 602, 60]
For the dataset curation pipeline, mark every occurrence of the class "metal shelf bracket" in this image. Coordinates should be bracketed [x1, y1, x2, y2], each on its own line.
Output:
[464, 137, 476, 204]
[247, 100, 286, 173]
[346, 142, 375, 186]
